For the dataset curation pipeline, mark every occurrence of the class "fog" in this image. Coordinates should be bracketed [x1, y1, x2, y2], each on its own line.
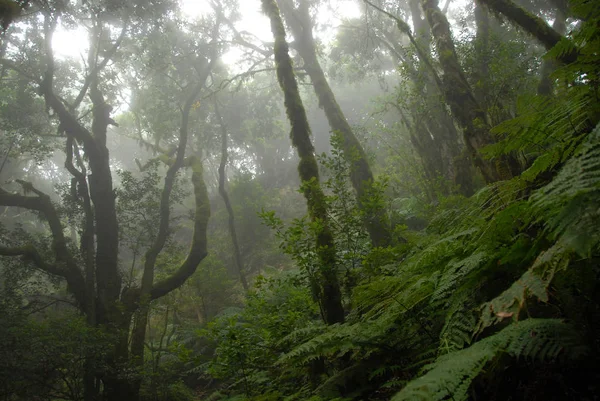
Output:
[1, 0, 598, 400]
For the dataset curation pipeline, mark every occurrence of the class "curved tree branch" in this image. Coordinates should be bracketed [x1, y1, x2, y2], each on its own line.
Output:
[0, 184, 86, 309]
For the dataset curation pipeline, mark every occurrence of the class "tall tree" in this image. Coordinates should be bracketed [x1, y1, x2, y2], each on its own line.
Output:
[276, 0, 393, 247]
[363, 0, 475, 195]
[261, 0, 344, 325]
[420, 0, 519, 182]
[0, 2, 215, 400]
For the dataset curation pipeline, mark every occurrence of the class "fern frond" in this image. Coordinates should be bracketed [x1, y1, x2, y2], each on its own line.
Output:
[392, 319, 585, 401]
[478, 243, 570, 333]
[532, 121, 600, 255]
[438, 299, 477, 354]
[278, 323, 326, 348]
[431, 251, 489, 303]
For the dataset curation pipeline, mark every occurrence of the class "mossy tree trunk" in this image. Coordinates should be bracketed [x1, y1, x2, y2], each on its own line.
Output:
[476, 0, 569, 53]
[261, 0, 344, 325]
[366, 0, 474, 196]
[421, 0, 516, 183]
[277, 0, 394, 247]
[408, 0, 474, 195]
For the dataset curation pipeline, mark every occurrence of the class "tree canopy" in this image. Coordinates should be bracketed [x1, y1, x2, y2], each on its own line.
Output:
[1, 0, 599, 400]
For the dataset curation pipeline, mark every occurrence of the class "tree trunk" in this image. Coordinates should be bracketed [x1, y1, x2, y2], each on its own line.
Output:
[421, 0, 513, 183]
[278, 0, 393, 247]
[262, 0, 345, 325]
[368, 0, 474, 195]
[476, 0, 576, 63]
[1, 10, 215, 401]
[473, 2, 490, 106]
[214, 99, 249, 292]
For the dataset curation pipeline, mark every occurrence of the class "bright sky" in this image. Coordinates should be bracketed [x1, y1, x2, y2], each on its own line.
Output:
[53, 0, 362, 60]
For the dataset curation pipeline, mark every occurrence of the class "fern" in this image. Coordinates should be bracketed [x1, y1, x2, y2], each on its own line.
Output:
[431, 251, 489, 304]
[478, 243, 570, 333]
[532, 121, 600, 255]
[392, 319, 586, 401]
[438, 298, 477, 354]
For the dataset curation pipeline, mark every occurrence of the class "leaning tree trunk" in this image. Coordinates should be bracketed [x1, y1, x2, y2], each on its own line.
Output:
[407, 0, 474, 195]
[421, 0, 517, 183]
[476, 0, 576, 64]
[278, 0, 394, 247]
[262, 0, 345, 325]
[367, 0, 474, 195]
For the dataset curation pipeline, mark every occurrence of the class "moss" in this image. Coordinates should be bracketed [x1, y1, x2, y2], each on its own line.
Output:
[262, 0, 344, 325]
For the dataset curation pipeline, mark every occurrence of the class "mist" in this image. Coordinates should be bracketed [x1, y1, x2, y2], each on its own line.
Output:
[1, 0, 599, 400]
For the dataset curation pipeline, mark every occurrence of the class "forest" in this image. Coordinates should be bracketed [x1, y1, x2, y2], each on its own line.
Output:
[0, 0, 599, 400]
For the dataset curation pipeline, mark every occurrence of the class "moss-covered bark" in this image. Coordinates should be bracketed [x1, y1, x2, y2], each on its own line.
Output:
[278, 0, 393, 247]
[477, 0, 568, 53]
[367, 0, 474, 196]
[261, 0, 344, 325]
[421, 0, 514, 183]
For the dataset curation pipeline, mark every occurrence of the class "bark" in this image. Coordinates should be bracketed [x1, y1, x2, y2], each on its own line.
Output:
[474, 2, 490, 106]
[367, 0, 474, 195]
[214, 99, 249, 292]
[261, 0, 345, 325]
[0, 183, 87, 309]
[40, 17, 121, 324]
[477, 0, 576, 63]
[129, 52, 217, 398]
[2, 12, 213, 401]
[421, 0, 512, 183]
[278, 0, 394, 247]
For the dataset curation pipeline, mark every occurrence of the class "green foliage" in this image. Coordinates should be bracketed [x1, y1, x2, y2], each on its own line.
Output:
[0, 313, 113, 401]
[2, 1, 600, 400]
[393, 319, 586, 401]
[200, 272, 318, 397]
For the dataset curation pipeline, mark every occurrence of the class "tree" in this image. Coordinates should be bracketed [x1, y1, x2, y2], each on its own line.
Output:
[362, 0, 475, 196]
[213, 97, 249, 291]
[261, 0, 344, 325]
[0, 2, 217, 399]
[420, 0, 520, 182]
[276, 0, 394, 247]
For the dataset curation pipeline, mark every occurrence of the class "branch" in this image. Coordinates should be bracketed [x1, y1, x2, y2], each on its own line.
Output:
[138, 19, 222, 305]
[476, 0, 577, 62]
[364, 0, 444, 91]
[223, 15, 273, 57]
[39, 15, 96, 149]
[0, 244, 63, 277]
[149, 156, 210, 301]
[442, 0, 452, 13]
[72, 21, 129, 109]
[0, 184, 86, 309]
[0, 58, 41, 83]
[65, 137, 95, 315]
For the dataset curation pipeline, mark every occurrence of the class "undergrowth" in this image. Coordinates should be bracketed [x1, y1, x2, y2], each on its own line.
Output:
[198, 2, 600, 399]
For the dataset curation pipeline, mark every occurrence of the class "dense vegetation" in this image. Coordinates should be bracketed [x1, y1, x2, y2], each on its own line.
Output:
[1, 0, 599, 400]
